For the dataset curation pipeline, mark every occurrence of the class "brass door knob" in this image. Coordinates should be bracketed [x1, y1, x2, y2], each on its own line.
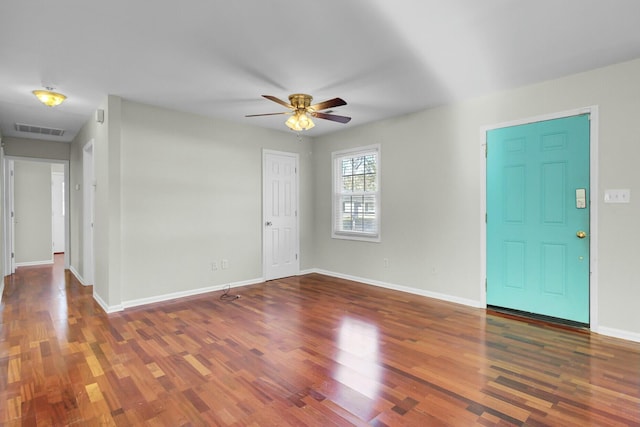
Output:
[576, 231, 587, 239]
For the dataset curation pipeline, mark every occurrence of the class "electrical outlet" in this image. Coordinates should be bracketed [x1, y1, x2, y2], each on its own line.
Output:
[222, 259, 229, 269]
[211, 261, 218, 271]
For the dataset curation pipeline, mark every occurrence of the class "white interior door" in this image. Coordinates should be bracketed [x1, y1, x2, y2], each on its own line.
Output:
[263, 150, 299, 280]
[51, 171, 65, 253]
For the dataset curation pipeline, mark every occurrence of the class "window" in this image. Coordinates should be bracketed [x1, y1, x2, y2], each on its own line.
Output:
[332, 145, 380, 241]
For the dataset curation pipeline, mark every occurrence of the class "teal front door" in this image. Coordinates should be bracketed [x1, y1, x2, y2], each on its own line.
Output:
[486, 115, 590, 323]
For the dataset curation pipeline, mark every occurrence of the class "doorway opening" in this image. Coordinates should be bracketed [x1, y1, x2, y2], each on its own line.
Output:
[52, 164, 65, 254]
[3, 157, 70, 272]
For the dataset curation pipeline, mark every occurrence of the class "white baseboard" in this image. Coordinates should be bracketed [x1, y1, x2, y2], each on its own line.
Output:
[119, 277, 265, 311]
[67, 267, 265, 314]
[16, 259, 54, 267]
[307, 269, 640, 343]
[68, 267, 120, 314]
[595, 326, 640, 343]
[69, 265, 91, 286]
[93, 292, 123, 314]
[63, 265, 640, 344]
[310, 268, 484, 309]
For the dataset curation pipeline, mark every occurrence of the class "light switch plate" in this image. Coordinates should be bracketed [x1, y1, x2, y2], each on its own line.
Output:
[604, 189, 631, 203]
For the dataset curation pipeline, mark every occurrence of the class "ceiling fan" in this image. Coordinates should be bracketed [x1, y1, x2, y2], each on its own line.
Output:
[246, 94, 351, 131]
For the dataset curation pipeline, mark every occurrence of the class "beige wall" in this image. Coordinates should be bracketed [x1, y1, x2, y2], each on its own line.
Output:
[13, 160, 52, 264]
[3, 137, 70, 160]
[58, 58, 640, 342]
[314, 58, 640, 340]
[0, 130, 4, 284]
[3, 137, 70, 272]
[70, 97, 314, 310]
[69, 115, 92, 284]
[69, 96, 110, 306]
[118, 100, 314, 303]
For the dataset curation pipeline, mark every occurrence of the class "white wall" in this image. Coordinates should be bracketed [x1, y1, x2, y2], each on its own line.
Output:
[314, 57, 640, 340]
[13, 160, 52, 265]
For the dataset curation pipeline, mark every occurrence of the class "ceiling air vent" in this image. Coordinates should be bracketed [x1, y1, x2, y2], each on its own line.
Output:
[15, 123, 65, 137]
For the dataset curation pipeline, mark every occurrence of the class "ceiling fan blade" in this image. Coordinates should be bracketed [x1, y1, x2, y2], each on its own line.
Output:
[309, 97, 347, 111]
[245, 112, 290, 117]
[311, 111, 351, 124]
[262, 95, 293, 109]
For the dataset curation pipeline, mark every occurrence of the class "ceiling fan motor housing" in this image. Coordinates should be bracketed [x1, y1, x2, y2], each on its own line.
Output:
[289, 93, 313, 110]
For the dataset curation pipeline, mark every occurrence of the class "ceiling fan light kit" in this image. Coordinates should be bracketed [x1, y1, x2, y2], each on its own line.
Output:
[246, 93, 351, 131]
[32, 88, 67, 107]
[286, 111, 315, 131]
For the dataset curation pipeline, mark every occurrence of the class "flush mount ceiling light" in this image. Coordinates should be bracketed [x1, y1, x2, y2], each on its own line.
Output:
[246, 93, 351, 131]
[32, 87, 67, 107]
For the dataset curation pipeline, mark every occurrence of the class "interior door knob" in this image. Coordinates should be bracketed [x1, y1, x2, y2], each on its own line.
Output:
[265, 221, 272, 226]
[576, 230, 587, 239]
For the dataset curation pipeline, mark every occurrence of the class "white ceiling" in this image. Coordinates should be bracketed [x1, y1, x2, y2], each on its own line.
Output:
[2, 0, 640, 142]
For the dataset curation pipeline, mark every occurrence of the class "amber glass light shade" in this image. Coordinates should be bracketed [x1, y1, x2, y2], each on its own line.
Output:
[33, 89, 67, 107]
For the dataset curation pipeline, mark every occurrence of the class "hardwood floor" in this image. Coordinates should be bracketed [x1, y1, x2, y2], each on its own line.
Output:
[1, 256, 639, 426]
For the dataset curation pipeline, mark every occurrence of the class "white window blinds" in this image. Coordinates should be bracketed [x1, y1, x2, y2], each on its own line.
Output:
[332, 145, 380, 242]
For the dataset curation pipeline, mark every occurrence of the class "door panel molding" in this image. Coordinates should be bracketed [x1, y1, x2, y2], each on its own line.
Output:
[480, 106, 599, 328]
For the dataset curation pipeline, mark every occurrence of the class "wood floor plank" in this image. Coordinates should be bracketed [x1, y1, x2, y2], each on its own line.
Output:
[2, 255, 640, 426]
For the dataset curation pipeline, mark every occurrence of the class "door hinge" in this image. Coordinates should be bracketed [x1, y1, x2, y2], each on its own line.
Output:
[485, 278, 487, 291]
[485, 213, 487, 223]
[295, 254, 298, 260]
[11, 252, 14, 259]
[485, 144, 488, 158]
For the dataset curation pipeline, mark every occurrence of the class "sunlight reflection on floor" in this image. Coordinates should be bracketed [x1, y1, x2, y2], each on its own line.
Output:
[335, 317, 382, 400]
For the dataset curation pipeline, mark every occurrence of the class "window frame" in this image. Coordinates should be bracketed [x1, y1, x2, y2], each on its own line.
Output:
[331, 144, 381, 242]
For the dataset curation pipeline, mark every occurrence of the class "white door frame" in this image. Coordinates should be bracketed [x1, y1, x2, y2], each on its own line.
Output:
[262, 149, 300, 280]
[3, 158, 15, 276]
[83, 140, 95, 285]
[64, 161, 70, 270]
[480, 106, 599, 329]
[51, 170, 65, 254]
